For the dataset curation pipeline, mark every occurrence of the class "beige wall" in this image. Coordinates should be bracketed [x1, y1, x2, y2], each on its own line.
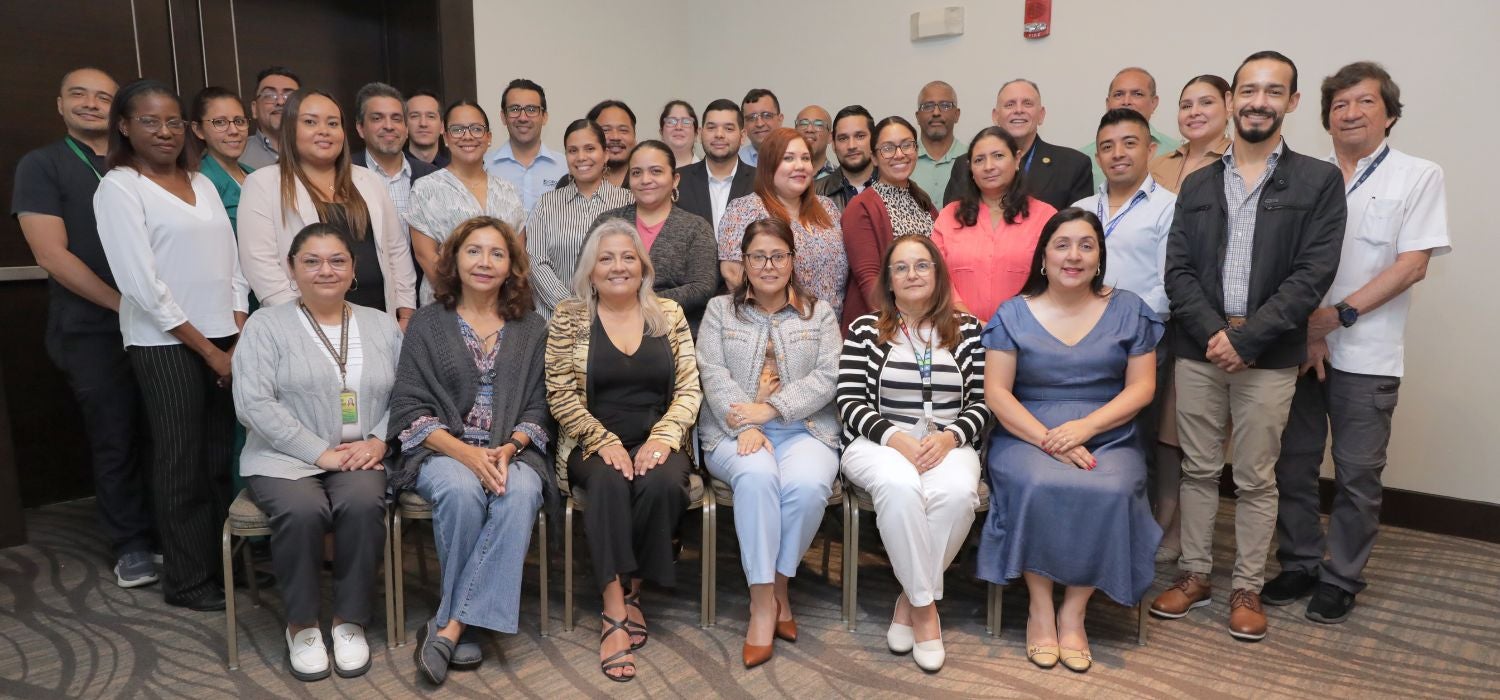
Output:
[476, 0, 1497, 505]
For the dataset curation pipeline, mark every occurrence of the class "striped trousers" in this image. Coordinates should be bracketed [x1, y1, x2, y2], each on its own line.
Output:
[129, 338, 236, 600]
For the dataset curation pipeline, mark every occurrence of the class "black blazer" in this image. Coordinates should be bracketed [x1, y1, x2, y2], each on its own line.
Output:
[1164, 144, 1346, 369]
[675, 160, 756, 228]
[352, 150, 440, 184]
[943, 135, 1092, 212]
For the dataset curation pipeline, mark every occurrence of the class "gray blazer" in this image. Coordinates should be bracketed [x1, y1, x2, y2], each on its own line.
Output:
[233, 302, 402, 480]
[591, 204, 721, 331]
[695, 294, 841, 453]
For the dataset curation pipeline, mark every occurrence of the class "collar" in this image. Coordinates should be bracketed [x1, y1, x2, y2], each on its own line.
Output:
[1097, 174, 1159, 202]
[1223, 138, 1285, 169]
[490, 140, 556, 165]
[842, 167, 877, 189]
[707, 159, 739, 184]
[565, 180, 618, 203]
[364, 151, 411, 180]
[1169, 133, 1232, 160]
[917, 137, 965, 164]
[1325, 139, 1389, 169]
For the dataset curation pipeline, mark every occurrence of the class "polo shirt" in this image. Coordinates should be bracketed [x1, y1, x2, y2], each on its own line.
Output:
[912, 136, 966, 201]
[1073, 175, 1177, 317]
[483, 141, 566, 214]
[239, 132, 279, 170]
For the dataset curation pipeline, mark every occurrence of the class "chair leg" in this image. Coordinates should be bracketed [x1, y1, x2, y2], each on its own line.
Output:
[415, 521, 430, 586]
[537, 512, 549, 638]
[988, 583, 1002, 638]
[1136, 602, 1148, 646]
[384, 505, 396, 649]
[699, 501, 713, 629]
[241, 538, 261, 607]
[223, 524, 239, 671]
[845, 496, 860, 632]
[393, 511, 406, 646]
[564, 501, 575, 633]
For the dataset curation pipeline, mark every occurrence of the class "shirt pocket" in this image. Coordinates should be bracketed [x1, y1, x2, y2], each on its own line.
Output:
[1354, 197, 1402, 247]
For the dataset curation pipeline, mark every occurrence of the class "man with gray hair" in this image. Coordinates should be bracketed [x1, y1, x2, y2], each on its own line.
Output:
[1081, 67, 1181, 185]
[351, 81, 438, 217]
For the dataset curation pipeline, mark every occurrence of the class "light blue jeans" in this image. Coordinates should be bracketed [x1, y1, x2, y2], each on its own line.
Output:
[706, 422, 839, 585]
[414, 455, 542, 633]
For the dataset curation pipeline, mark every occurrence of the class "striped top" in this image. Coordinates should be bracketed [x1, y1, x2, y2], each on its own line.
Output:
[405, 168, 526, 306]
[525, 181, 633, 315]
[878, 332, 964, 435]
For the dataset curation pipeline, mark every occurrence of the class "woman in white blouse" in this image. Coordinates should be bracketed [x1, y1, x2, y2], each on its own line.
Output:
[406, 99, 525, 306]
[94, 79, 249, 612]
[237, 89, 417, 327]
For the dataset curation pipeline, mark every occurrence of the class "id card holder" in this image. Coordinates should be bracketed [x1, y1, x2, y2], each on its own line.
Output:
[340, 389, 359, 425]
[905, 416, 932, 441]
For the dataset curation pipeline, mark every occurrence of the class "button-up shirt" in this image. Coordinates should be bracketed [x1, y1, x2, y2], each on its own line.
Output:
[912, 136, 966, 201]
[706, 161, 739, 231]
[739, 141, 759, 167]
[239, 133, 279, 170]
[1073, 175, 1177, 316]
[524, 181, 633, 315]
[1221, 140, 1284, 316]
[484, 141, 566, 214]
[1149, 134, 1231, 194]
[363, 150, 413, 217]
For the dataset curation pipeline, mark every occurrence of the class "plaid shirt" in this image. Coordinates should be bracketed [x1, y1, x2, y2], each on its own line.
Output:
[1220, 141, 1284, 316]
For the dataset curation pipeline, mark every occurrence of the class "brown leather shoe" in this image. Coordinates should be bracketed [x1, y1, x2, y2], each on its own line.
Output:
[1228, 588, 1267, 641]
[1150, 572, 1212, 619]
[742, 642, 773, 668]
[775, 600, 797, 643]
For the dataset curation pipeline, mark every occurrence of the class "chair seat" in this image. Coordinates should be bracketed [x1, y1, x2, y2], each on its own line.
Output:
[571, 472, 705, 509]
[227, 489, 271, 533]
[848, 478, 989, 513]
[711, 476, 843, 507]
[398, 490, 433, 519]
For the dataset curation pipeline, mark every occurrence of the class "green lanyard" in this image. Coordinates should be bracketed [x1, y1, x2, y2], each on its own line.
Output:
[65, 137, 103, 181]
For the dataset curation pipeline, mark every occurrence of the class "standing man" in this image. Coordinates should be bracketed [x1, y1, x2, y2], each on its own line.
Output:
[239, 66, 299, 169]
[795, 105, 838, 180]
[677, 99, 755, 231]
[816, 104, 877, 212]
[405, 89, 449, 168]
[912, 80, 963, 198]
[739, 88, 782, 167]
[558, 99, 638, 191]
[1081, 67, 1181, 185]
[1262, 62, 1450, 624]
[12, 68, 158, 588]
[1151, 51, 1346, 643]
[943, 79, 1091, 211]
[351, 82, 437, 219]
[484, 78, 565, 214]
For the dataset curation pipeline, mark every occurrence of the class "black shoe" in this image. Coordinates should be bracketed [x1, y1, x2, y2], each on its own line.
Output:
[1306, 583, 1355, 624]
[166, 586, 226, 612]
[1261, 569, 1318, 606]
[232, 566, 277, 590]
[414, 618, 455, 685]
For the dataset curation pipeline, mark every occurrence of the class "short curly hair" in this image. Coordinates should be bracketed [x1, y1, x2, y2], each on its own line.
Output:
[431, 216, 534, 320]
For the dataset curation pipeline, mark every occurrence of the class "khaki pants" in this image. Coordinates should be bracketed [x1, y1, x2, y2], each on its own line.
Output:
[1175, 359, 1298, 591]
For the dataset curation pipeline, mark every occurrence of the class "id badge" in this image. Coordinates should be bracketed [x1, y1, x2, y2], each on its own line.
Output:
[340, 389, 359, 425]
[905, 416, 932, 441]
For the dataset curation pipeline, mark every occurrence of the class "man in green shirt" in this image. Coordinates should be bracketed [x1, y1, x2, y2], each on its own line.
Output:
[1081, 67, 1180, 186]
[911, 80, 965, 199]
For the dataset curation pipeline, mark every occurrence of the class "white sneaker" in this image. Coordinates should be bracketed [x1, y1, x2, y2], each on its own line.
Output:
[331, 623, 371, 678]
[886, 622, 914, 654]
[285, 627, 330, 681]
[913, 636, 945, 672]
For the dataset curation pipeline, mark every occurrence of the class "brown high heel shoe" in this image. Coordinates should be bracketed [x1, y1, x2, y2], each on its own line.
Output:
[775, 600, 797, 643]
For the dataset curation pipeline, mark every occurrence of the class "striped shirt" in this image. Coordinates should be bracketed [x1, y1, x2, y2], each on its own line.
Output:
[365, 151, 414, 217]
[1220, 141, 1283, 316]
[525, 181, 632, 315]
[878, 333, 964, 436]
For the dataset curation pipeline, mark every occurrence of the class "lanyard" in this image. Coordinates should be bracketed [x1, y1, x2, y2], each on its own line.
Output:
[898, 317, 935, 421]
[1096, 181, 1156, 238]
[1345, 145, 1391, 196]
[1021, 144, 1038, 174]
[65, 137, 103, 181]
[300, 303, 351, 390]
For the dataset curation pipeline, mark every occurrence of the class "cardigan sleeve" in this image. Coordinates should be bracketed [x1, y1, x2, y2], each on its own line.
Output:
[947, 318, 995, 447]
[836, 318, 899, 445]
[236, 168, 298, 306]
[544, 302, 620, 458]
[766, 302, 841, 422]
[231, 311, 330, 467]
[648, 301, 703, 451]
[842, 196, 884, 314]
[653, 212, 720, 321]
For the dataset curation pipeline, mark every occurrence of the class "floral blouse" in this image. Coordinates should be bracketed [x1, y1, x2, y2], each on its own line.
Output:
[399, 316, 549, 452]
[715, 193, 849, 316]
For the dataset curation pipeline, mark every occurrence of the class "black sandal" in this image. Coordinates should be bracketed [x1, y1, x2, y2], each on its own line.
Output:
[599, 613, 636, 682]
[624, 587, 648, 649]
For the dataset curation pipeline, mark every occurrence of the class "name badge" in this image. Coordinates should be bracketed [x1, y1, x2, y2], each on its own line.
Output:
[340, 389, 359, 425]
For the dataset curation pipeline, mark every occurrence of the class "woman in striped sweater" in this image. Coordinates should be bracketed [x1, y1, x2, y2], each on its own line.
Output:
[837, 234, 992, 673]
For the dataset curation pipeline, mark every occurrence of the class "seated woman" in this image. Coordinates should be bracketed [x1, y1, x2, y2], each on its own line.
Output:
[386, 216, 552, 686]
[837, 234, 992, 673]
[545, 218, 701, 682]
[977, 208, 1163, 673]
[697, 219, 841, 668]
[234, 224, 399, 681]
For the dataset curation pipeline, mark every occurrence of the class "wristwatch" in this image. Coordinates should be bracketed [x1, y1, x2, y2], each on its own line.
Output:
[503, 437, 526, 454]
[1334, 301, 1359, 328]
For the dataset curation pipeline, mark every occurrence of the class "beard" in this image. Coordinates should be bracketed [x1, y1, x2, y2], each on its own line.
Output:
[838, 151, 870, 172]
[1234, 108, 1284, 144]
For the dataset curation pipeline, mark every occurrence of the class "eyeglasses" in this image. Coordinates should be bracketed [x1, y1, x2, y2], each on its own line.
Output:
[447, 123, 489, 138]
[917, 101, 957, 113]
[297, 255, 351, 272]
[200, 116, 248, 132]
[505, 105, 543, 117]
[746, 111, 778, 124]
[889, 260, 935, 277]
[131, 116, 186, 134]
[746, 252, 793, 269]
[257, 89, 296, 103]
[663, 116, 696, 128]
[875, 140, 918, 157]
[795, 118, 830, 131]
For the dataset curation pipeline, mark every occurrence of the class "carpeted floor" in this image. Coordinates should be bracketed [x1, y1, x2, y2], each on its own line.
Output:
[1, 496, 1497, 699]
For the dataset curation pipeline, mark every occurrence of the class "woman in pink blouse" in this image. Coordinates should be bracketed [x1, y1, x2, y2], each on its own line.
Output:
[931, 126, 1056, 324]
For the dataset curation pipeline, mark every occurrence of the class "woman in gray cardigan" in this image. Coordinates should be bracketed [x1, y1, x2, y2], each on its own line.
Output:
[234, 224, 402, 681]
[385, 216, 553, 686]
[696, 219, 841, 668]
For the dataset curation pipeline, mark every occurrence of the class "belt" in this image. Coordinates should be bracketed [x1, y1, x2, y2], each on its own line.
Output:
[1226, 316, 1247, 329]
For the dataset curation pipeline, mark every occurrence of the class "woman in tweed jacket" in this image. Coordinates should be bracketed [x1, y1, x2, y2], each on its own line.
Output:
[544, 218, 701, 682]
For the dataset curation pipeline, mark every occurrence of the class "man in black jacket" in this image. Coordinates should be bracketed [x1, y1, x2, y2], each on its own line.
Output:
[942, 78, 1092, 210]
[1150, 51, 1346, 644]
[676, 99, 755, 232]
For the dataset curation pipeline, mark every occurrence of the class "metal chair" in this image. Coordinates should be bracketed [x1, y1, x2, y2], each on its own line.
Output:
[706, 476, 844, 626]
[989, 584, 1150, 646]
[221, 489, 396, 670]
[391, 490, 549, 645]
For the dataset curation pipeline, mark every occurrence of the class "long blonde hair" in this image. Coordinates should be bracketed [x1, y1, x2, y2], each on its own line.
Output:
[277, 89, 370, 239]
[571, 218, 669, 336]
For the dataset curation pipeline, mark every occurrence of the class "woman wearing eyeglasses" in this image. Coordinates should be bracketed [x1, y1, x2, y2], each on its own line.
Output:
[191, 87, 255, 231]
[841, 116, 940, 329]
[407, 100, 525, 306]
[660, 100, 700, 167]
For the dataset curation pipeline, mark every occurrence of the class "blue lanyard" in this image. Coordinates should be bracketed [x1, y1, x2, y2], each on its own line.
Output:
[1096, 181, 1156, 238]
[1021, 145, 1038, 173]
[1346, 145, 1390, 196]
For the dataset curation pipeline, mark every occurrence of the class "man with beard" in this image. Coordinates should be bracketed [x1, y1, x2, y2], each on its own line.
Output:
[484, 78, 565, 213]
[351, 82, 437, 218]
[1152, 51, 1346, 644]
[911, 80, 963, 199]
[405, 89, 449, 168]
[240, 66, 299, 169]
[13, 68, 159, 589]
[795, 104, 838, 181]
[942, 79, 1092, 211]
[738, 88, 782, 167]
[816, 104, 877, 212]
[677, 99, 755, 231]
[556, 99, 637, 191]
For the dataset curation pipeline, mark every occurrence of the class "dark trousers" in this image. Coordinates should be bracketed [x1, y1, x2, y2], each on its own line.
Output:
[247, 470, 387, 627]
[1138, 330, 1174, 503]
[129, 339, 236, 599]
[567, 444, 691, 590]
[1274, 368, 1400, 594]
[46, 329, 153, 557]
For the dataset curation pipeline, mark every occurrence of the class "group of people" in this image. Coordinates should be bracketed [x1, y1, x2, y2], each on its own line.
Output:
[10, 46, 1449, 684]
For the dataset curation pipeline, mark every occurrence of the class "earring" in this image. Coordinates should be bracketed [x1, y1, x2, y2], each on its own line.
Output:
[672, 187, 680, 203]
[1096, 267, 1102, 277]
[1039, 265, 1047, 276]
[350, 275, 360, 291]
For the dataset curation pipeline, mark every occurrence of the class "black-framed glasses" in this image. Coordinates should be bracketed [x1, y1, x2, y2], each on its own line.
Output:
[746, 111, 778, 123]
[889, 260, 935, 277]
[132, 116, 186, 134]
[663, 116, 696, 128]
[746, 252, 793, 269]
[917, 101, 957, 113]
[505, 105, 543, 117]
[447, 123, 489, 138]
[795, 118, 830, 131]
[875, 140, 918, 157]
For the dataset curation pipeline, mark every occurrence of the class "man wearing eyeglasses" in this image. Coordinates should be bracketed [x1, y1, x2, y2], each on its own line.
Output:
[239, 66, 300, 169]
[911, 81, 964, 200]
[739, 88, 782, 167]
[350, 82, 438, 219]
[483, 78, 564, 213]
[795, 105, 838, 181]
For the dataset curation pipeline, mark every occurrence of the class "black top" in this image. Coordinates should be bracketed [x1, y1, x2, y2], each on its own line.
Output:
[943, 136, 1093, 212]
[586, 316, 672, 447]
[325, 204, 386, 312]
[10, 137, 118, 335]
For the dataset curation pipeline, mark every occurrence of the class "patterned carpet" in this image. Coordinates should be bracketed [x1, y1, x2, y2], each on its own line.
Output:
[2, 497, 1497, 699]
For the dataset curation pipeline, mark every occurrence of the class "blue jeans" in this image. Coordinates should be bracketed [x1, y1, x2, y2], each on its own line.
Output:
[706, 423, 838, 584]
[414, 455, 543, 633]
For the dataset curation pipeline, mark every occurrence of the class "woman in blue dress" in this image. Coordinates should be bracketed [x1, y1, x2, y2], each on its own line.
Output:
[978, 208, 1163, 673]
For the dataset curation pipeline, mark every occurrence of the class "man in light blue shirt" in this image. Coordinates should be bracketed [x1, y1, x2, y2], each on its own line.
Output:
[1080, 68, 1180, 187]
[739, 88, 782, 167]
[484, 78, 565, 213]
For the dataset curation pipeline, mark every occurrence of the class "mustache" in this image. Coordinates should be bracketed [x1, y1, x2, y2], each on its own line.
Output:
[1239, 107, 1277, 119]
